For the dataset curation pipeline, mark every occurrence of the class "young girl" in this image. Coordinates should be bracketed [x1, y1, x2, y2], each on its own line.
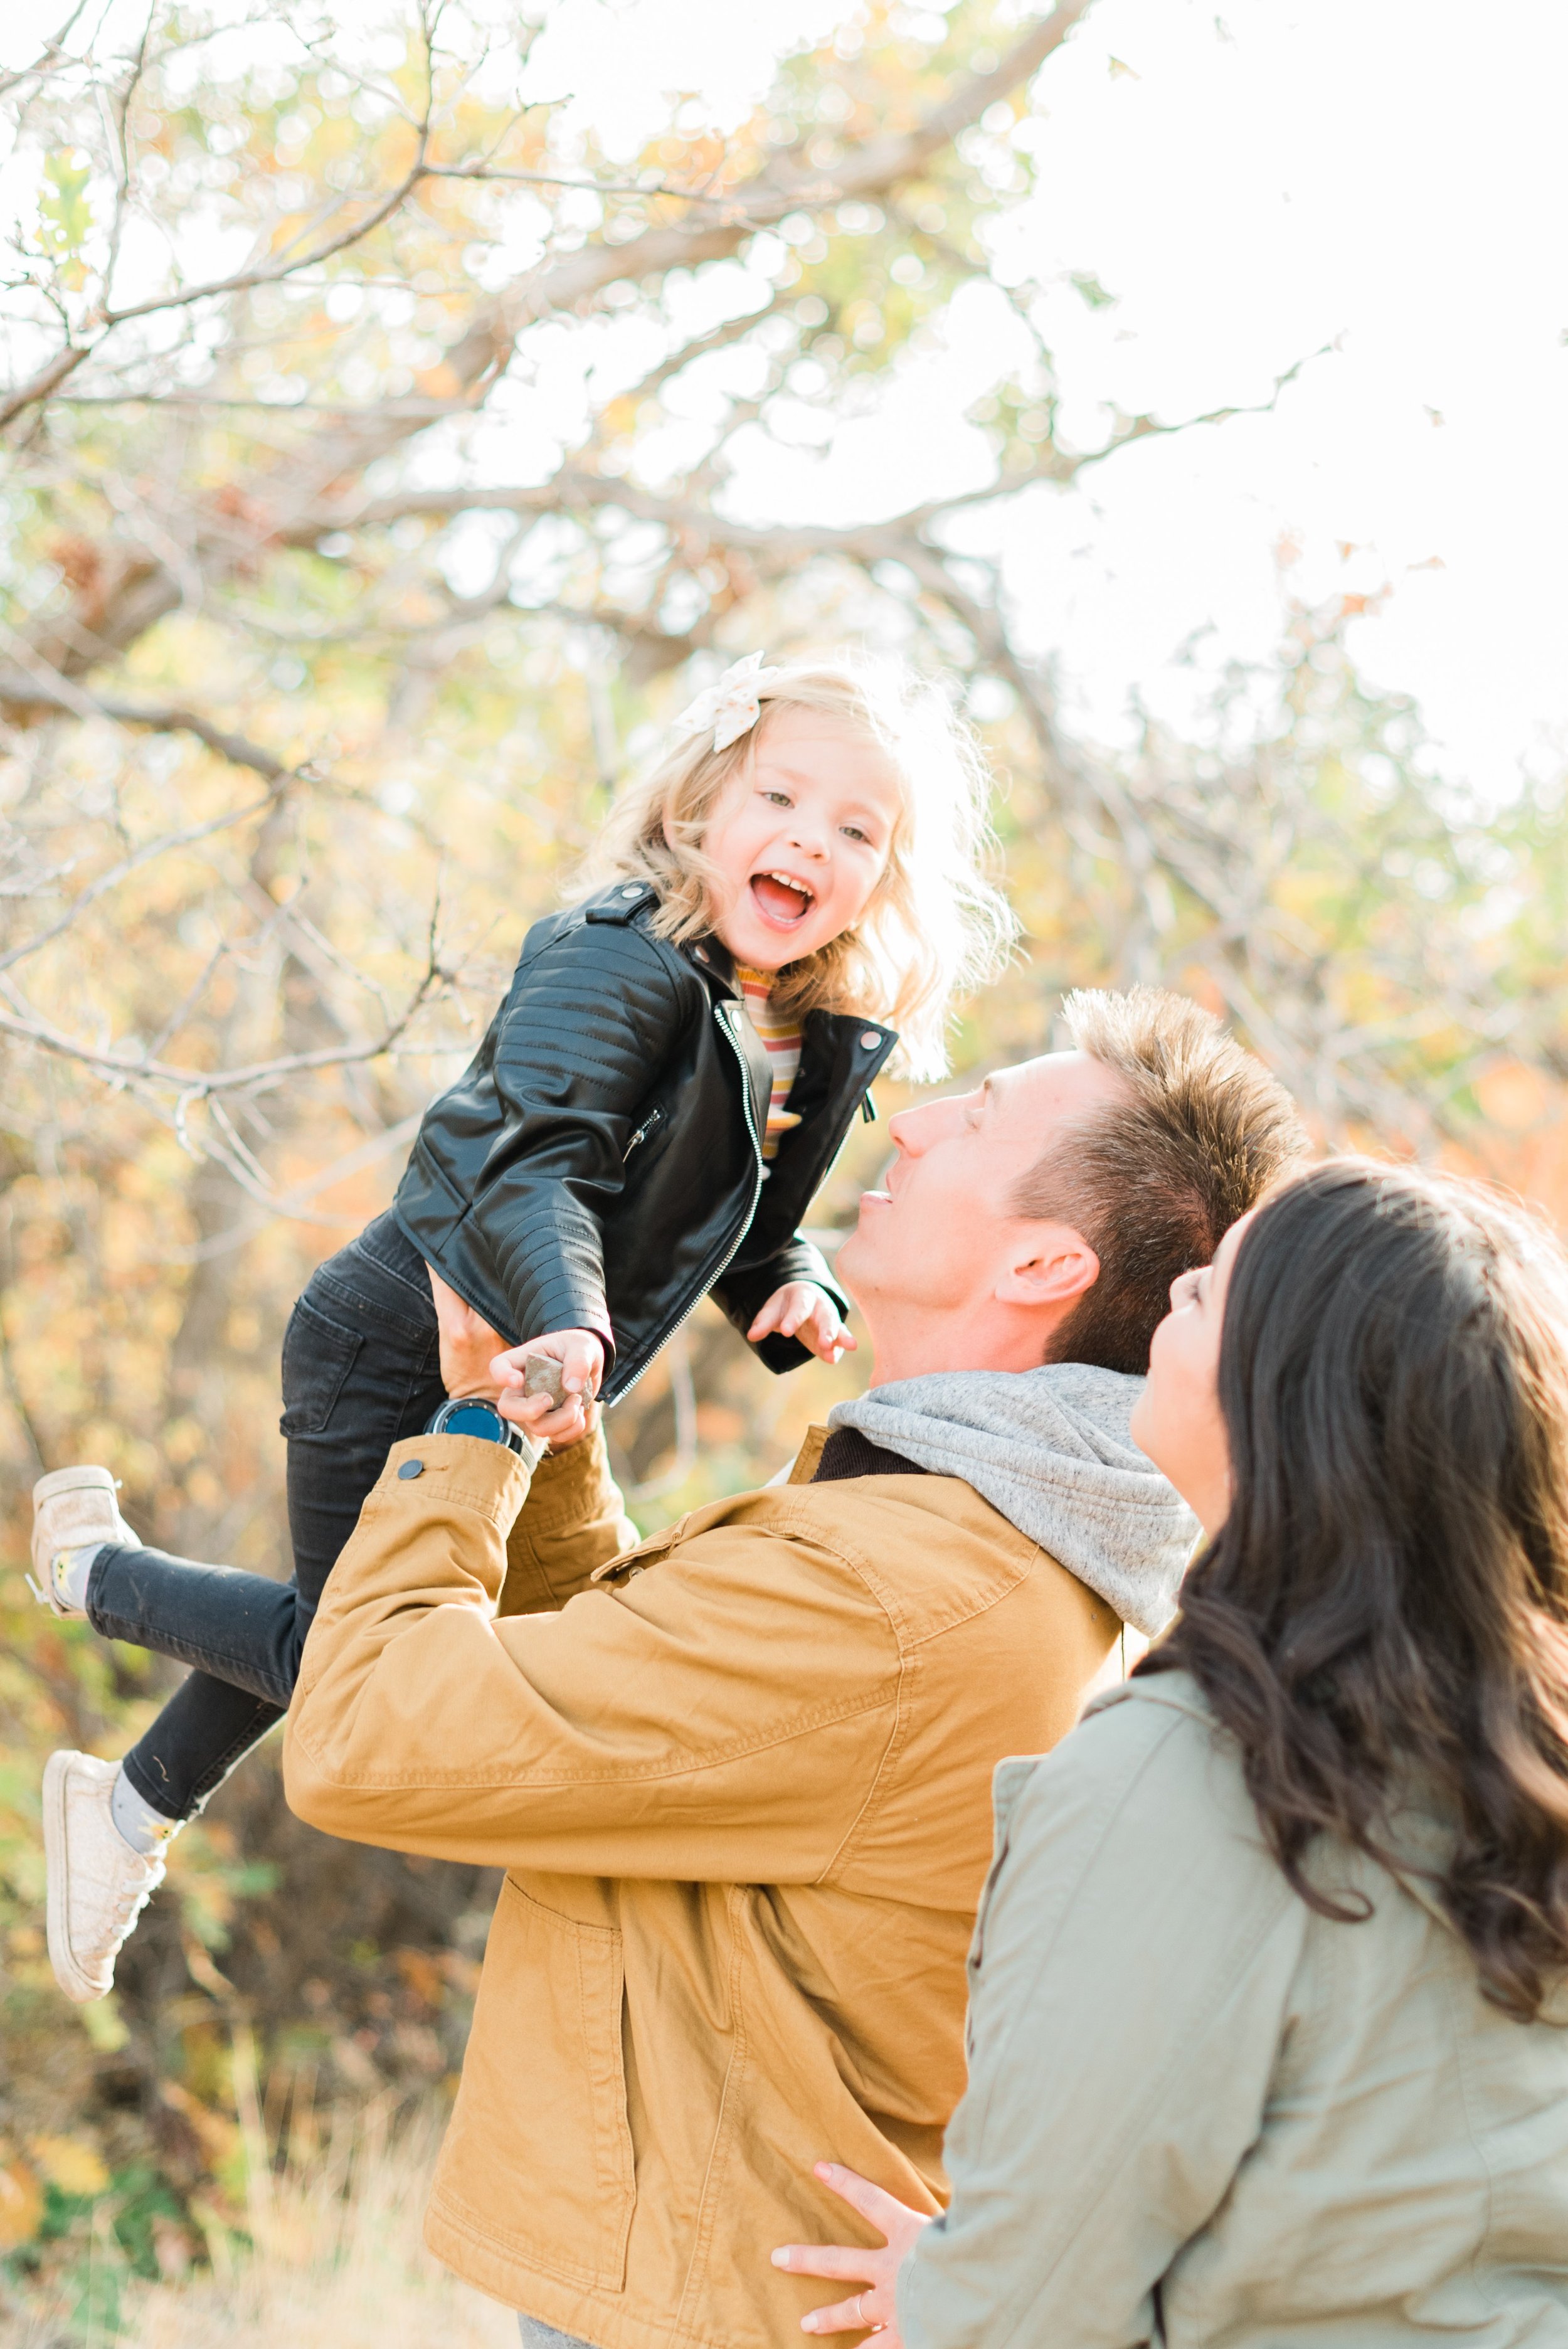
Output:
[31, 649, 1014, 2003]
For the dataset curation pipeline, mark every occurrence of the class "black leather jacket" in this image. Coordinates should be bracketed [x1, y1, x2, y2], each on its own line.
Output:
[393, 879, 898, 1401]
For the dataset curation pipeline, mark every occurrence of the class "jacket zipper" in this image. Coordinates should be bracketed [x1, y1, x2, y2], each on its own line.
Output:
[622, 1105, 667, 1160]
[608, 1001, 764, 1402]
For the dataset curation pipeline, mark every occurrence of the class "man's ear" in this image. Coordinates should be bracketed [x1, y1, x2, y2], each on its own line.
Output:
[995, 1223, 1100, 1311]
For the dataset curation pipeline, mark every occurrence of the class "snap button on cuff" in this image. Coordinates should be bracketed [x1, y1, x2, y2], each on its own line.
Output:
[398, 1459, 425, 1480]
[860, 1031, 881, 1049]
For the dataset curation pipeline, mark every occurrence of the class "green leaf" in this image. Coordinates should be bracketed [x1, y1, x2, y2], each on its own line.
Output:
[40, 150, 95, 257]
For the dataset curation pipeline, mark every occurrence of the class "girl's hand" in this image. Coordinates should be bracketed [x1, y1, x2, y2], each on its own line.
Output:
[428, 1267, 509, 1402]
[771, 2162, 931, 2340]
[749, 1283, 857, 1366]
[492, 1327, 605, 1451]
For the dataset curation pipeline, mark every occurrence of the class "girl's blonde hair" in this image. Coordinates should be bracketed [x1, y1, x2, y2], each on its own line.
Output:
[583, 653, 1016, 1080]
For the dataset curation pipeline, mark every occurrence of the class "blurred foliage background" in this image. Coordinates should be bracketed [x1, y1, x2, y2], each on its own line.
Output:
[1, 0, 1565, 2335]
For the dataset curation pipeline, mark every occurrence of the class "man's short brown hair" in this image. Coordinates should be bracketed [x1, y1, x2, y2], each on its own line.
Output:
[1020, 987, 1308, 1376]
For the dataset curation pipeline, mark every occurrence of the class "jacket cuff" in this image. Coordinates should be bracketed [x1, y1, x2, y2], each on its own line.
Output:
[521, 1428, 627, 1534]
[713, 1241, 850, 1350]
[358, 1434, 537, 1604]
[499, 1426, 639, 1616]
[491, 1217, 617, 1364]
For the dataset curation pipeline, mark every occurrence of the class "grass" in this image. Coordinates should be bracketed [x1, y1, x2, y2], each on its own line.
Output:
[1, 2101, 516, 2349]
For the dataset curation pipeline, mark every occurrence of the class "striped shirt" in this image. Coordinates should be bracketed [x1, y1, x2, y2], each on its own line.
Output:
[734, 964, 803, 1162]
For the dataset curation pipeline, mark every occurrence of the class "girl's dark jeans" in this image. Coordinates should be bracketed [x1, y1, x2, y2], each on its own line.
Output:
[91, 1212, 447, 1820]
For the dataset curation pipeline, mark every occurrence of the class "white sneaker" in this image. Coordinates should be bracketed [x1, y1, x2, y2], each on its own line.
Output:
[42, 1752, 165, 2003]
[29, 1465, 140, 1618]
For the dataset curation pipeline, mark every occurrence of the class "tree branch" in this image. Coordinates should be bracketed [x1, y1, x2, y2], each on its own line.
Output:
[0, 665, 304, 784]
[0, 945, 446, 1101]
[0, 340, 90, 431]
[0, 782, 289, 977]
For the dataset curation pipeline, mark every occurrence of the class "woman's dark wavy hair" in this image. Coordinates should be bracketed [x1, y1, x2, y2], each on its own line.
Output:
[1141, 1157, 1568, 2020]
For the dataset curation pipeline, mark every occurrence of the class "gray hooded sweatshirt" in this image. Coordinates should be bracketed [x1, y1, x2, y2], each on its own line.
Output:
[829, 1364, 1197, 1638]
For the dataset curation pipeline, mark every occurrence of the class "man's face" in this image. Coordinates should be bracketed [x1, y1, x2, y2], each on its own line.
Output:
[837, 1052, 1130, 1315]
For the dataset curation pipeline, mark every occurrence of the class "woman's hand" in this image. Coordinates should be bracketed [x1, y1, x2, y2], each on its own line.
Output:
[748, 1283, 857, 1367]
[428, 1267, 509, 1403]
[772, 2163, 932, 2340]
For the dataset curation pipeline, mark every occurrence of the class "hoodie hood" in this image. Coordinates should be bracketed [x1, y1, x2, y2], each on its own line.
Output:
[829, 1364, 1198, 1637]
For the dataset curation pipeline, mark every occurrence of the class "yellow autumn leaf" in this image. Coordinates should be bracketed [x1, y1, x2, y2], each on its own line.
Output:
[80, 1993, 130, 2054]
[1476, 1062, 1550, 1133]
[0, 2160, 44, 2250]
[28, 2133, 110, 2197]
[414, 362, 462, 399]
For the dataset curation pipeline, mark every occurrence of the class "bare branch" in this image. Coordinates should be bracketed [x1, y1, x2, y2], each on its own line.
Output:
[793, 1, 1096, 203]
[0, 940, 446, 1101]
[0, 1, 92, 100]
[0, 778, 287, 977]
[1069, 342, 1335, 479]
[0, 666, 302, 784]
[103, 157, 431, 335]
[0, 339, 91, 430]
[153, 1108, 431, 1254]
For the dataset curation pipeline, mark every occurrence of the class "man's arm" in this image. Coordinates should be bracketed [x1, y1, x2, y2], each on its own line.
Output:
[283, 1434, 901, 1881]
[497, 1429, 638, 1616]
[898, 1695, 1305, 2349]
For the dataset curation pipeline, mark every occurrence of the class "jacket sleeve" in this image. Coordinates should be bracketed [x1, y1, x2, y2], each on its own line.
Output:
[465, 916, 686, 1354]
[709, 1234, 850, 1372]
[284, 1433, 901, 1883]
[898, 1695, 1306, 2349]
[496, 1431, 638, 1618]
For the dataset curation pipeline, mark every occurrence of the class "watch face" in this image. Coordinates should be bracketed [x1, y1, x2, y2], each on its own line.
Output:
[442, 1399, 504, 1442]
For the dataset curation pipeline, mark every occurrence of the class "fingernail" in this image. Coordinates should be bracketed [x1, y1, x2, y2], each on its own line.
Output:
[771, 2251, 788, 2268]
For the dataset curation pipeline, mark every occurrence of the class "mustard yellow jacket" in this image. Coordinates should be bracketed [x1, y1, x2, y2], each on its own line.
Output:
[283, 1426, 1121, 2349]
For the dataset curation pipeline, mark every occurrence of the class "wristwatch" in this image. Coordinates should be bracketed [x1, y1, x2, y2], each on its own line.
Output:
[425, 1394, 532, 1454]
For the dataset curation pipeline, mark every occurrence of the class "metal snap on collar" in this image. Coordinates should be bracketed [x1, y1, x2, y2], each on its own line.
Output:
[621, 883, 642, 898]
[398, 1458, 424, 1480]
[694, 945, 709, 962]
[860, 1031, 881, 1049]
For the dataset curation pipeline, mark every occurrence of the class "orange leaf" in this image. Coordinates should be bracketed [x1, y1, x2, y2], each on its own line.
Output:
[0, 2161, 43, 2252]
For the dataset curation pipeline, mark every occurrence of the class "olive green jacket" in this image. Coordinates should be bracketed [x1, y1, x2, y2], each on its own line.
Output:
[900, 1673, 1568, 2349]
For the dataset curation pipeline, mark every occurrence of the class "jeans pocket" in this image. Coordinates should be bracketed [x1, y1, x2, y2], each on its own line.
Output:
[279, 1294, 363, 1436]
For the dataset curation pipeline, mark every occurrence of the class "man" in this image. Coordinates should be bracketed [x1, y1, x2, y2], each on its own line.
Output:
[283, 989, 1304, 2349]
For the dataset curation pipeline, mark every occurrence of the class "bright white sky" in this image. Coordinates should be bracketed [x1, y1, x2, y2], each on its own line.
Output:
[6, 0, 1565, 798]
[522, 0, 1568, 799]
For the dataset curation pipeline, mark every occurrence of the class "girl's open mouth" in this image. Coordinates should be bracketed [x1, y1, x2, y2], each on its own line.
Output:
[750, 871, 815, 926]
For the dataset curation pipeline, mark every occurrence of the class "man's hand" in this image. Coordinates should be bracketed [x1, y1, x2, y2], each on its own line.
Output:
[428, 1266, 509, 1402]
[492, 1327, 605, 1453]
[771, 2161, 931, 2339]
[748, 1283, 856, 1367]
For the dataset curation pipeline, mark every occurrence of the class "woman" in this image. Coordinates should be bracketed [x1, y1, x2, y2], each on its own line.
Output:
[773, 1159, 1568, 2346]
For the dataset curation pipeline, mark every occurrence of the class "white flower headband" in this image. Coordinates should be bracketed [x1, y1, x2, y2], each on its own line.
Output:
[671, 650, 787, 755]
